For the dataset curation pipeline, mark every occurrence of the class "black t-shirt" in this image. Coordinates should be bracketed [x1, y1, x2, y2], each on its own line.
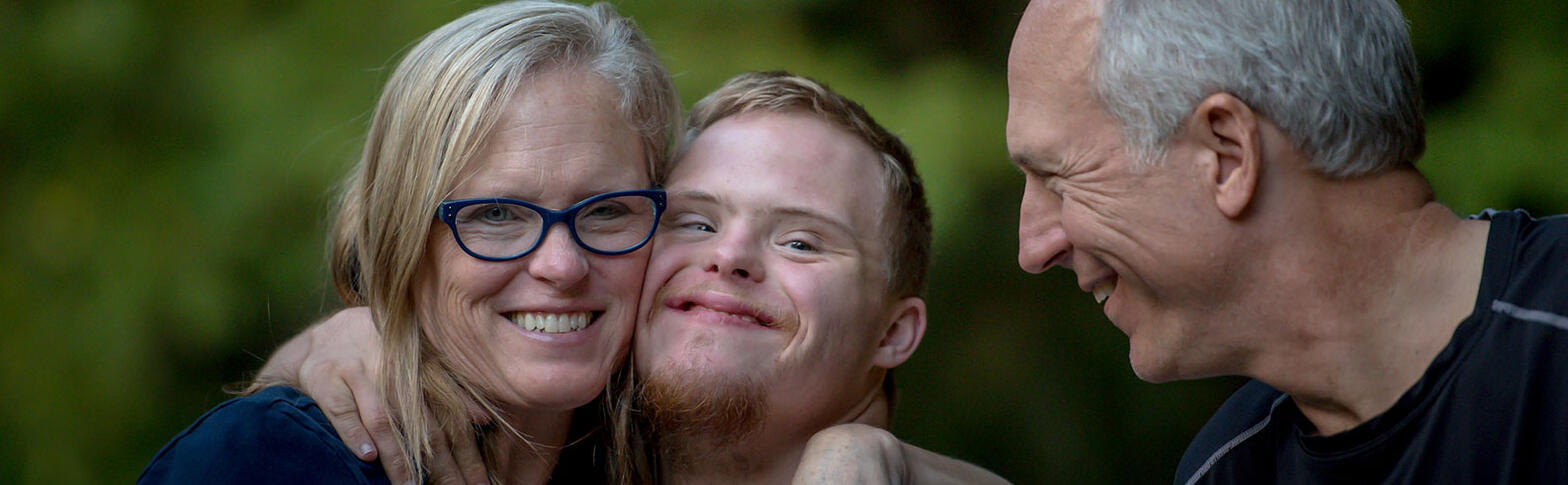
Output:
[1175, 209, 1568, 485]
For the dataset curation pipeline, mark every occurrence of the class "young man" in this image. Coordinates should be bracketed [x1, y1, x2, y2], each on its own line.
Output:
[1007, 0, 1568, 482]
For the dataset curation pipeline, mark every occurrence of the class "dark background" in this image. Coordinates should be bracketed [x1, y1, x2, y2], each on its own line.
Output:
[1, 1, 1564, 483]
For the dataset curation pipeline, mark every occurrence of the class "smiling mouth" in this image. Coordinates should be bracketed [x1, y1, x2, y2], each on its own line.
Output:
[673, 301, 775, 328]
[1092, 278, 1117, 305]
[507, 311, 600, 334]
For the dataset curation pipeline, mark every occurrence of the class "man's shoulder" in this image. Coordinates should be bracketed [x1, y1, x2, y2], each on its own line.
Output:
[1474, 208, 1568, 254]
[1173, 380, 1290, 485]
[139, 386, 386, 484]
[1475, 209, 1568, 316]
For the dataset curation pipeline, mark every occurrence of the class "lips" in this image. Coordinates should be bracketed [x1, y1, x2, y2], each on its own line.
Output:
[1092, 278, 1116, 304]
[1080, 272, 1118, 306]
[664, 292, 778, 328]
[507, 311, 600, 333]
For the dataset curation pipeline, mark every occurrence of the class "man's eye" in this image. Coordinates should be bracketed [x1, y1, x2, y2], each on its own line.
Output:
[664, 212, 716, 233]
[1044, 177, 1066, 196]
[785, 240, 816, 252]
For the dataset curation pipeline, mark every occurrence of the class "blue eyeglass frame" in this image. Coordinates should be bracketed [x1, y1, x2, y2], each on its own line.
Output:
[434, 189, 667, 262]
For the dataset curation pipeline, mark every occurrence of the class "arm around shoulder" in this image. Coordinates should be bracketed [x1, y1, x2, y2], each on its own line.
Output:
[138, 387, 382, 485]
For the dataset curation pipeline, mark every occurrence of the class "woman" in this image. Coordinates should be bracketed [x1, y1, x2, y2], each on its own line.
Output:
[139, 1, 678, 483]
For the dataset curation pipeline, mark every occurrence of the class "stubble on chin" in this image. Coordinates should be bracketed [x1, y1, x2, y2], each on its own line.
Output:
[638, 363, 770, 471]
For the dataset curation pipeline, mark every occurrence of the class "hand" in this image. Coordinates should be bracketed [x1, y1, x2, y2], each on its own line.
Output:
[253, 307, 489, 485]
[793, 424, 907, 484]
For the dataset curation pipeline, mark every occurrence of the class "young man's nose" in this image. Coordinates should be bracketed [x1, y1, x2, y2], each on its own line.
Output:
[706, 229, 766, 283]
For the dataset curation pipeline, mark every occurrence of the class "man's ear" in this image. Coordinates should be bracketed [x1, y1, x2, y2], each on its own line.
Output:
[1186, 93, 1260, 219]
[874, 297, 927, 369]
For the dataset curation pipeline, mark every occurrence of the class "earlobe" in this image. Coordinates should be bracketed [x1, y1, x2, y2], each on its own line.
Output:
[1190, 93, 1260, 219]
[873, 297, 927, 369]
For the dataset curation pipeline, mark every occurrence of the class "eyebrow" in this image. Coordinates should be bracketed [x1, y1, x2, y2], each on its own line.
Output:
[669, 190, 718, 203]
[761, 206, 858, 239]
[669, 190, 859, 239]
[1010, 152, 1061, 177]
[1009, 153, 1032, 173]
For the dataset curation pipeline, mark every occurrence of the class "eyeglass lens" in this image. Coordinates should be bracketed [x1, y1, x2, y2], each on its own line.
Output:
[451, 194, 658, 258]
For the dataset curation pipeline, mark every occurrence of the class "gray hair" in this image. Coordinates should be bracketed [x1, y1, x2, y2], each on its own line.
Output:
[1092, 0, 1425, 177]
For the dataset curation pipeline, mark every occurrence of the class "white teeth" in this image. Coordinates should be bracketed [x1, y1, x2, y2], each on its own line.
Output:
[510, 312, 592, 333]
[1092, 280, 1115, 304]
[692, 305, 762, 325]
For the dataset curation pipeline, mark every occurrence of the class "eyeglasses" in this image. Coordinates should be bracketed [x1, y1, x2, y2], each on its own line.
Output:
[435, 189, 666, 261]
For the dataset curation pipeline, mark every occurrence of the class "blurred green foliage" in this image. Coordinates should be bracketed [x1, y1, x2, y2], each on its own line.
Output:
[1, 0, 1563, 483]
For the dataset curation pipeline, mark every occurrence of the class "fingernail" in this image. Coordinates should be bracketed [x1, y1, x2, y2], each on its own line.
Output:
[360, 443, 374, 456]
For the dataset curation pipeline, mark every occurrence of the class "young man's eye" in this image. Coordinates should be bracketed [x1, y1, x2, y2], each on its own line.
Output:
[665, 213, 716, 233]
[785, 240, 816, 252]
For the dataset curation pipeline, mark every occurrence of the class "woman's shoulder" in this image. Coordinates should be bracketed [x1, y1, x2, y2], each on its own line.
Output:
[138, 386, 389, 484]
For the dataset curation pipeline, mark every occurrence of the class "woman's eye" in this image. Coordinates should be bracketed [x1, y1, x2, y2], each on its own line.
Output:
[482, 205, 511, 222]
[583, 202, 629, 219]
[685, 222, 715, 233]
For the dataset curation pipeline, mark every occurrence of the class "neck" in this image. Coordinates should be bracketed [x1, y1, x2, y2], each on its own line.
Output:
[657, 382, 892, 485]
[1239, 166, 1489, 435]
[486, 406, 576, 485]
[657, 439, 803, 485]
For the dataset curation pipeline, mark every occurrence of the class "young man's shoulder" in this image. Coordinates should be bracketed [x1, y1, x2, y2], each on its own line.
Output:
[139, 386, 387, 485]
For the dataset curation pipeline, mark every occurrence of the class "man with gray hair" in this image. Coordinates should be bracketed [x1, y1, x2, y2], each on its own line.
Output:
[1007, 0, 1568, 483]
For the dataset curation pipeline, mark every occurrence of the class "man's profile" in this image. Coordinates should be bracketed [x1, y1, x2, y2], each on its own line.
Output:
[1006, 0, 1568, 482]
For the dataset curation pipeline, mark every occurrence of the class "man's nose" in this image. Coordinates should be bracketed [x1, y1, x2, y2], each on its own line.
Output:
[1017, 182, 1071, 274]
[705, 227, 765, 283]
[526, 224, 590, 288]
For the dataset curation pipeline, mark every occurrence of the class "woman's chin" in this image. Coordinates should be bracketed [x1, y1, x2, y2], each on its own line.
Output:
[499, 367, 614, 412]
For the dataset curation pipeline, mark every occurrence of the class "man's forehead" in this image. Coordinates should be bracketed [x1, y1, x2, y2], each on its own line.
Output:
[1011, 0, 1099, 75]
[1008, 0, 1106, 152]
[666, 113, 888, 224]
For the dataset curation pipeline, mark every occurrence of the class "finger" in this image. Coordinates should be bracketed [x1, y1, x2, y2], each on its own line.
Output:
[423, 415, 464, 485]
[312, 364, 379, 463]
[451, 423, 489, 485]
[350, 376, 413, 485]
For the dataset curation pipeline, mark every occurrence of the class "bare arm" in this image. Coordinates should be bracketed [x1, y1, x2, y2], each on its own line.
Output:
[253, 307, 488, 485]
[793, 424, 1009, 485]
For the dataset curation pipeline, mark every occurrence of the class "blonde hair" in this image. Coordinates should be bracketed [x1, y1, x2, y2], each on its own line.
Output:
[683, 71, 931, 300]
[327, 1, 676, 481]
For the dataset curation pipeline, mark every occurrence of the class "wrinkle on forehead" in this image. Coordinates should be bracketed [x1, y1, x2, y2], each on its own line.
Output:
[1008, 0, 1110, 159]
[446, 70, 647, 202]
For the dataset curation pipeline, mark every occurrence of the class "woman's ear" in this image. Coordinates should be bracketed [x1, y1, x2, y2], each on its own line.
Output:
[873, 297, 927, 369]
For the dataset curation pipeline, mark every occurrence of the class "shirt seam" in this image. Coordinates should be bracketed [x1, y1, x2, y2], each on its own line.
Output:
[1182, 394, 1291, 485]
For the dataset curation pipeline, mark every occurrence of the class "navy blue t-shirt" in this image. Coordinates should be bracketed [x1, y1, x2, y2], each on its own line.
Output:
[139, 386, 390, 484]
[1175, 209, 1568, 484]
